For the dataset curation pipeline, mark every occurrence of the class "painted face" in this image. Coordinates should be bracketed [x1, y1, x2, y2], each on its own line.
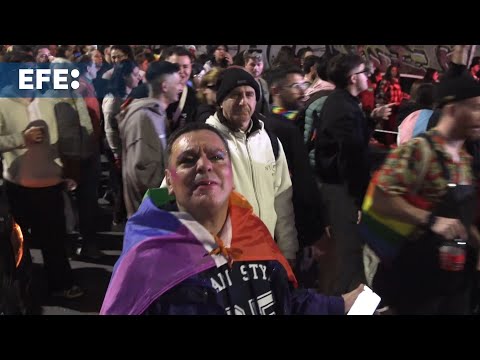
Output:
[221, 85, 256, 131]
[166, 130, 233, 214]
[245, 58, 264, 79]
[166, 54, 192, 87]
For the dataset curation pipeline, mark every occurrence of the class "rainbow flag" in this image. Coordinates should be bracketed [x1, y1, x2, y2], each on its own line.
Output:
[358, 173, 431, 264]
[100, 188, 296, 315]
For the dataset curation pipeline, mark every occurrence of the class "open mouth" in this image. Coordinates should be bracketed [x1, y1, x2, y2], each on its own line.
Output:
[194, 180, 219, 190]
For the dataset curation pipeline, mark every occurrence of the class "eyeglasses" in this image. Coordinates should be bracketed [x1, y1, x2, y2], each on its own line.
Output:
[352, 67, 372, 76]
[285, 82, 308, 91]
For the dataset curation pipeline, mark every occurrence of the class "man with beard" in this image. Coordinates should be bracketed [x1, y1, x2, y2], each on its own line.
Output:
[366, 46, 480, 314]
[262, 66, 325, 273]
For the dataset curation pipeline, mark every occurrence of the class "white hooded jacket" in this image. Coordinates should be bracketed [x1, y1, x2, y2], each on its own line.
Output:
[206, 113, 298, 259]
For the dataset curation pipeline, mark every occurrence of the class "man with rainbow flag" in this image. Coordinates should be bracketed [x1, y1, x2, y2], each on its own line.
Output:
[100, 123, 363, 315]
[360, 45, 480, 314]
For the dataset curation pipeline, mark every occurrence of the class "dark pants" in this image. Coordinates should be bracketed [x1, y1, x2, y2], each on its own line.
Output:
[75, 154, 101, 248]
[373, 262, 471, 315]
[320, 183, 366, 295]
[103, 143, 126, 224]
[5, 181, 74, 292]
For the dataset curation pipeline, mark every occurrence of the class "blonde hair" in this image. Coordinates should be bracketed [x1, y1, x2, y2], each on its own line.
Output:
[196, 67, 224, 104]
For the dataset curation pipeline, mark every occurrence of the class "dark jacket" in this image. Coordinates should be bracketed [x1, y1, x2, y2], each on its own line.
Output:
[263, 113, 325, 246]
[143, 259, 344, 315]
[195, 104, 216, 123]
[314, 89, 376, 207]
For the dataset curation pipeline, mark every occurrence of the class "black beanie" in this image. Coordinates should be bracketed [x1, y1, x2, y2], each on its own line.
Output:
[434, 72, 480, 108]
[216, 67, 260, 105]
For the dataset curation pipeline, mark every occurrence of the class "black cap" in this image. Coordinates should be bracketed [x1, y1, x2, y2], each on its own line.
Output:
[434, 72, 480, 108]
[216, 67, 260, 105]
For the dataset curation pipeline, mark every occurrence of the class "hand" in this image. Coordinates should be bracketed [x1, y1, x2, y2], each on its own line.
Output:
[371, 103, 395, 120]
[430, 216, 467, 240]
[224, 52, 233, 65]
[342, 283, 365, 314]
[325, 225, 332, 239]
[311, 244, 326, 261]
[357, 210, 362, 224]
[23, 126, 44, 145]
[64, 178, 77, 191]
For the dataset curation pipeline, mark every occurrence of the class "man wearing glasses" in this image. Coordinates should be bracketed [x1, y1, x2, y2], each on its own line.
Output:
[263, 66, 325, 285]
[314, 54, 393, 295]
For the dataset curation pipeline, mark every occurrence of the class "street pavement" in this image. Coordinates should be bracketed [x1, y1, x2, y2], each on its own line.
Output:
[30, 231, 123, 315]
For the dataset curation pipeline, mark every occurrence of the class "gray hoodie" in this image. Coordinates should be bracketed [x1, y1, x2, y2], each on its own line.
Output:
[118, 98, 167, 218]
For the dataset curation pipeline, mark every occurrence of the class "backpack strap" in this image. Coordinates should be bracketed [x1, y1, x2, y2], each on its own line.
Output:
[264, 125, 280, 161]
[417, 133, 451, 183]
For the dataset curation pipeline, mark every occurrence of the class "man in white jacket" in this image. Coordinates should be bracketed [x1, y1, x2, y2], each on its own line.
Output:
[205, 67, 298, 264]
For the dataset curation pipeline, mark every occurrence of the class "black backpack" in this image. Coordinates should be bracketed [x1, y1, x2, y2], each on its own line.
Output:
[264, 126, 279, 161]
[54, 101, 95, 181]
[255, 112, 280, 160]
[54, 101, 95, 160]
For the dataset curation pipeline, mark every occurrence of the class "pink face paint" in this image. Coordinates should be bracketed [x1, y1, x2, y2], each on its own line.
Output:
[168, 167, 178, 180]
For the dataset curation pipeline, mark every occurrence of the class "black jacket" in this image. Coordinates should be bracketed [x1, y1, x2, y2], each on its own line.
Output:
[263, 112, 325, 246]
[314, 89, 376, 207]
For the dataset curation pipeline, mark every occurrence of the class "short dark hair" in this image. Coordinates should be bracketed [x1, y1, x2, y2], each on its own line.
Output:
[302, 55, 322, 74]
[33, 45, 49, 57]
[166, 123, 230, 166]
[163, 46, 193, 62]
[110, 45, 134, 60]
[267, 65, 303, 88]
[327, 53, 364, 89]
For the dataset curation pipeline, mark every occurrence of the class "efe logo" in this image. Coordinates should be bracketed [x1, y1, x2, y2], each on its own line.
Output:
[18, 68, 80, 90]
